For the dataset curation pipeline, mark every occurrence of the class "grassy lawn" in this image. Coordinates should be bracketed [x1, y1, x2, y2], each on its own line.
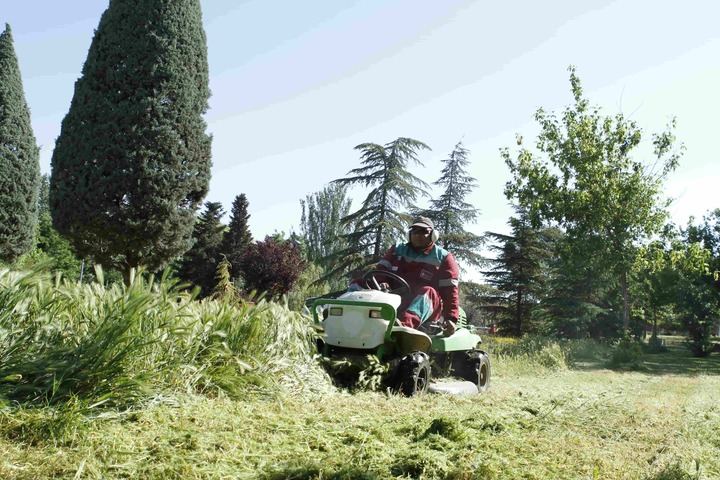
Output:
[2, 344, 718, 480]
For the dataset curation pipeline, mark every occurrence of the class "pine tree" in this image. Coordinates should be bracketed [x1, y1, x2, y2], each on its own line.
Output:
[50, 0, 211, 273]
[331, 137, 429, 273]
[419, 141, 483, 268]
[483, 209, 556, 336]
[178, 202, 225, 297]
[212, 256, 238, 302]
[223, 193, 252, 279]
[0, 24, 40, 264]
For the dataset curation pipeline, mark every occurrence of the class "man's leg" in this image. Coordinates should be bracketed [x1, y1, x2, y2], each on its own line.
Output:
[398, 286, 442, 328]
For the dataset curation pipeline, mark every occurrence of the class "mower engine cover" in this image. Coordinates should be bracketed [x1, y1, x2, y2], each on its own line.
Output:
[320, 290, 401, 350]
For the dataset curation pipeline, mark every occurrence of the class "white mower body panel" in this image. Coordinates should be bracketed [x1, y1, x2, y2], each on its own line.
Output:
[322, 290, 400, 349]
[320, 290, 431, 353]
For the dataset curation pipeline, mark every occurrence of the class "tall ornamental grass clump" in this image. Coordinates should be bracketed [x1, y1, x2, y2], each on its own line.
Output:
[0, 267, 331, 408]
[485, 335, 570, 375]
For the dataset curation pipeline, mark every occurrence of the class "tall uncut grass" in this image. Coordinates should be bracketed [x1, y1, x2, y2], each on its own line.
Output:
[485, 334, 614, 377]
[0, 266, 333, 409]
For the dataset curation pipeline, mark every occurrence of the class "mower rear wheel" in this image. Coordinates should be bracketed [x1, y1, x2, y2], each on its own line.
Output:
[395, 352, 430, 396]
[455, 351, 491, 393]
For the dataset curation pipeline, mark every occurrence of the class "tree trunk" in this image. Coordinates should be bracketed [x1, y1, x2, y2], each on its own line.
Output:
[620, 270, 630, 332]
[515, 287, 523, 336]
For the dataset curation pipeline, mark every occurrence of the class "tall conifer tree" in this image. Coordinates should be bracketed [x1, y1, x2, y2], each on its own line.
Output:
[0, 24, 40, 263]
[331, 137, 429, 273]
[223, 193, 252, 278]
[50, 0, 211, 272]
[419, 141, 483, 268]
[178, 202, 225, 297]
[483, 209, 556, 335]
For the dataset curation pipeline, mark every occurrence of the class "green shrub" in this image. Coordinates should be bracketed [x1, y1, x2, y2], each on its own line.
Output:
[609, 336, 644, 368]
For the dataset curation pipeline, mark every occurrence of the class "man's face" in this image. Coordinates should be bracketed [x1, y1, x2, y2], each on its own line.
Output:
[409, 226, 433, 249]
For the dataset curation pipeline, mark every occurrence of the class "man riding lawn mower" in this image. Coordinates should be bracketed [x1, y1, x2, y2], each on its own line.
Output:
[311, 217, 490, 396]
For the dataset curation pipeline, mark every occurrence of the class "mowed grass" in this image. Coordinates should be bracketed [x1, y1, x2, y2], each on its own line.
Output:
[2, 343, 719, 480]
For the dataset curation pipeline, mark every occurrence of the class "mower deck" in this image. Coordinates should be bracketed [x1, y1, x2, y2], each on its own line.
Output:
[427, 379, 480, 395]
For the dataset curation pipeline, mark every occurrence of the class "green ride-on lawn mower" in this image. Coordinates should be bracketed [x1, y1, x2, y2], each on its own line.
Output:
[310, 270, 490, 396]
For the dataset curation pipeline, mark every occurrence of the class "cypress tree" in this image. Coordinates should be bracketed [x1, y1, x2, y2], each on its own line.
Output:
[50, 0, 212, 273]
[223, 193, 253, 278]
[178, 202, 225, 298]
[0, 24, 40, 264]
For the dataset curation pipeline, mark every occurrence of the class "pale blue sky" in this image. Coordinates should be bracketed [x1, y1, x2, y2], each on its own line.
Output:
[4, 1, 719, 272]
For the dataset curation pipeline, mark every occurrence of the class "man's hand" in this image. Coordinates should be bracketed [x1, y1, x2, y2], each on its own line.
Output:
[379, 282, 391, 292]
[443, 318, 456, 337]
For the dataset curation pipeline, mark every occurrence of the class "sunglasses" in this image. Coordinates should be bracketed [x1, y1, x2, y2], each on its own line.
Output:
[410, 227, 432, 235]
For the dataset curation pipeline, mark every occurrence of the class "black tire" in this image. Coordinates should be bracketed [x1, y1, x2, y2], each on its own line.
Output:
[455, 351, 491, 393]
[395, 352, 430, 396]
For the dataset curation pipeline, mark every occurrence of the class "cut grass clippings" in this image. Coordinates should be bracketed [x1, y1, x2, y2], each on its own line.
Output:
[2, 346, 719, 479]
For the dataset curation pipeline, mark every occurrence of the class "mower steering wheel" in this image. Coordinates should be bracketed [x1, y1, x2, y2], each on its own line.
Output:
[362, 270, 411, 296]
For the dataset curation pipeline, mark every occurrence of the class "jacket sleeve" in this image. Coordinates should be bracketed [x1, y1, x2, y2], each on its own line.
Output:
[376, 245, 397, 272]
[438, 252, 460, 321]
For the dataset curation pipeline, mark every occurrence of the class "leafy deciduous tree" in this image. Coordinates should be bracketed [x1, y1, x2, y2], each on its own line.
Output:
[0, 24, 40, 264]
[503, 66, 682, 331]
[239, 236, 305, 299]
[50, 0, 211, 273]
[300, 183, 351, 265]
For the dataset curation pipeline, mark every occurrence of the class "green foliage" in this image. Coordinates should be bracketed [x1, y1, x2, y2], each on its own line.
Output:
[483, 208, 557, 336]
[458, 281, 497, 327]
[212, 256, 237, 302]
[286, 261, 331, 311]
[0, 266, 332, 407]
[609, 336, 644, 368]
[300, 183, 351, 287]
[0, 24, 40, 264]
[503, 66, 682, 331]
[178, 202, 226, 298]
[632, 222, 717, 356]
[418, 141, 484, 269]
[679, 211, 720, 356]
[16, 175, 83, 279]
[487, 335, 570, 371]
[223, 193, 252, 282]
[677, 277, 717, 357]
[50, 0, 212, 273]
[332, 137, 430, 271]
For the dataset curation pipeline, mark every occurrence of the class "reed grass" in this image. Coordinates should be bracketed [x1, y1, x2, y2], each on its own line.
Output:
[0, 266, 333, 409]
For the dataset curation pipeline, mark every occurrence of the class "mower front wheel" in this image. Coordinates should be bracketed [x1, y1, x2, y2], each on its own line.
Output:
[395, 352, 430, 396]
[455, 351, 491, 393]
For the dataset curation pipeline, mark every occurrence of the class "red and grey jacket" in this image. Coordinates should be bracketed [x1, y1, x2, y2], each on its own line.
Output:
[377, 242, 460, 321]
